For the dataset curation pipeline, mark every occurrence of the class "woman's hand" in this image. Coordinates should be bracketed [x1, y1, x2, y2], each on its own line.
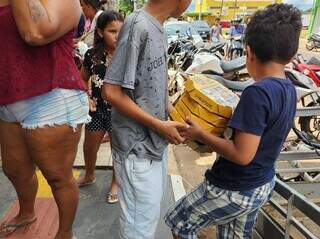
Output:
[180, 117, 205, 142]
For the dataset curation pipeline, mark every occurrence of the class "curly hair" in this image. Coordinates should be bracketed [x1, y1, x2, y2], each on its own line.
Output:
[244, 3, 302, 63]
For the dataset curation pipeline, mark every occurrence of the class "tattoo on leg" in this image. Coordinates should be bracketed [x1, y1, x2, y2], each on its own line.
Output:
[27, 0, 45, 22]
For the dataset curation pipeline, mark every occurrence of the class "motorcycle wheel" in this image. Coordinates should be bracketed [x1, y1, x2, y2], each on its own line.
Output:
[300, 101, 320, 139]
[306, 40, 315, 51]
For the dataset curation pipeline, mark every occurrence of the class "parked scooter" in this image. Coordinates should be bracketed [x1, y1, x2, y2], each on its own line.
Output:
[292, 54, 320, 87]
[182, 48, 248, 82]
[228, 35, 245, 60]
[306, 33, 320, 51]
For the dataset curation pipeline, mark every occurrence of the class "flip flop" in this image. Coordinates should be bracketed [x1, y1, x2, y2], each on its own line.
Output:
[0, 217, 37, 237]
[77, 178, 96, 188]
[106, 192, 118, 204]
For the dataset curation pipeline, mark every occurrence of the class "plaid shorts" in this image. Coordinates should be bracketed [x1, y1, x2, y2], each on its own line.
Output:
[165, 178, 275, 239]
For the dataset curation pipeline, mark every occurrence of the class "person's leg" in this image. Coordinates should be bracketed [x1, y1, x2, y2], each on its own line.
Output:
[113, 158, 135, 239]
[23, 124, 82, 239]
[114, 152, 166, 239]
[106, 135, 118, 204]
[77, 127, 106, 186]
[0, 120, 37, 236]
[165, 179, 274, 239]
[216, 208, 260, 239]
[107, 166, 119, 203]
[128, 154, 165, 239]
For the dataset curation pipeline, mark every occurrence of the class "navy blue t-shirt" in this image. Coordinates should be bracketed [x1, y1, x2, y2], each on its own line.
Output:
[205, 78, 297, 191]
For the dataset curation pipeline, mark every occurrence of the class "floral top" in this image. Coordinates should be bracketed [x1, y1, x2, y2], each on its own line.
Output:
[83, 48, 111, 115]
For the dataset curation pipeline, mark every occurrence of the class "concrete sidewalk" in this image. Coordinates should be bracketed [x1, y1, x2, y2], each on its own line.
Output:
[0, 169, 176, 239]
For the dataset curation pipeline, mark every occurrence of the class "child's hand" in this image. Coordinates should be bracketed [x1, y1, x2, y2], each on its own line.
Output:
[89, 98, 97, 112]
[180, 117, 205, 142]
[156, 120, 188, 145]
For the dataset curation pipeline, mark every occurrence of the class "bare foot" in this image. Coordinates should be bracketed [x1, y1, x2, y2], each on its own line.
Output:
[76, 175, 96, 187]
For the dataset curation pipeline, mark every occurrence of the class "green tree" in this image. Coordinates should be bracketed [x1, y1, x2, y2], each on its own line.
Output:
[119, 0, 133, 13]
[119, 0, 147, 14]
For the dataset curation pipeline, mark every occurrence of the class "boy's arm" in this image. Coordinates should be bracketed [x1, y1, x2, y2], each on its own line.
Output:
[182, 86, 270, 166]
[102, 84, 186, 145]
[183, 118, 260, 166]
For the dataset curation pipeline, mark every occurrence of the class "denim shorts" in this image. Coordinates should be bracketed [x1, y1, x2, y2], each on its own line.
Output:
[114, 149, 168, 239]
[0, 88, 90, 130]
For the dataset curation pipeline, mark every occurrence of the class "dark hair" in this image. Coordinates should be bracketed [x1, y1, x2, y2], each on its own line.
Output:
[244, 3, 302, 63]
[215, 18, 220, 22]
[82, 0, 107, 11]
[92, 10, 124, 61]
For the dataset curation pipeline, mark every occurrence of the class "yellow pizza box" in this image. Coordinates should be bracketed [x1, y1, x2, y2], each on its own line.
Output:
[170, 106, 185, 124]
[174, 100, 225, 135]
[170, 106, 215, 153]
[185, 74, 239, 118]
[181, 92, 229, 128]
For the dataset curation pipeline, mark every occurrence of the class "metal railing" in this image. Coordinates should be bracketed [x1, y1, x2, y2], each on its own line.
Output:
[255, 178, 320, 239]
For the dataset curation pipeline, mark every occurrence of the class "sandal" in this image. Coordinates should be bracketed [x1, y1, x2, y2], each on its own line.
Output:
[77, 178, 96, 188]
[0, 217, 37, 237]
[106, 192, 118, 204]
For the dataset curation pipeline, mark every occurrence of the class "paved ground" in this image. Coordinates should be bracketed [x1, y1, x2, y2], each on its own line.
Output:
[0, 169, 175, 239]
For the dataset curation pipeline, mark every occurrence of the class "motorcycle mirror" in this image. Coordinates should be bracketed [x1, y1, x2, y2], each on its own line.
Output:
[186, 28, 193, 40]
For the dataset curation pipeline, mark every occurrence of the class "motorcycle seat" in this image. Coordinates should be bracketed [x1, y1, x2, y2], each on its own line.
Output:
[220, 56, 246, 73]
[311, 33, 320, 41]
[209, 42, 225, 51]
[306, 56, 320, 67]
[204, 74, 254, 92]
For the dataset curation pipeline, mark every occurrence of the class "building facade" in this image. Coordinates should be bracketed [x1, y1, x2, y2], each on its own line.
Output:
[194, 0, 283, 21]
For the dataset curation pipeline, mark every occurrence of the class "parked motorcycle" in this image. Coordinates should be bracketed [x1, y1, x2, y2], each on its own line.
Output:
[306, 33, 320, 51]
[292, 54, 320, 86]
[182, 48, 248, 82]
[226, 35, 245, 60]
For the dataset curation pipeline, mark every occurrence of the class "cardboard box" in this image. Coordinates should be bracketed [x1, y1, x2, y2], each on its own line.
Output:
[170, 106, 185, 124]
[185, 74, 239, 118]
[181, 92, 229, 127]
[170, 107, 215, 153]
[174, 100, 225, 135]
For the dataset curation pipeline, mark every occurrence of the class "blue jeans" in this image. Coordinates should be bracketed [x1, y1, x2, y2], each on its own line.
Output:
[114, 149, 168, 239]
[0, 88, 90, 130]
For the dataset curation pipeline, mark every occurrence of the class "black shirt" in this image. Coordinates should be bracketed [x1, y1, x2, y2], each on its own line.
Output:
[83, 48, 111, 115]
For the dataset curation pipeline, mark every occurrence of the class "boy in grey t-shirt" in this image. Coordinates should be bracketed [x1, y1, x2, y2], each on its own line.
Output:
[103, 0, 191, 238]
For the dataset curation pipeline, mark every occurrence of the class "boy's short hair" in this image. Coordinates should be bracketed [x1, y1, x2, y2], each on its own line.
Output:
[244, 3, 302, 63]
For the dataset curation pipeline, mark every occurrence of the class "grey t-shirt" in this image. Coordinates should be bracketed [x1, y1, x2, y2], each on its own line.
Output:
[104, 9, 169, 161]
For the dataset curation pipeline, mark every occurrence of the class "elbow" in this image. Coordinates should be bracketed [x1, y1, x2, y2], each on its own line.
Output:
[232, 155, 252, 166]
[22, 32, 46, 46]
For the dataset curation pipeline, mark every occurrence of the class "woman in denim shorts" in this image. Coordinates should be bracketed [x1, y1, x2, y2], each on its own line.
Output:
[0, 1, 89, 239]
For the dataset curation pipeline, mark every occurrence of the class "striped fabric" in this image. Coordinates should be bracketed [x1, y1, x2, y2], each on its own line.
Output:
[165, 178, 275, 239]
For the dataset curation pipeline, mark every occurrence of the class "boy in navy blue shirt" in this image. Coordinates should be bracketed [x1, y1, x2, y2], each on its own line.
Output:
[165, 4, 302, 239]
